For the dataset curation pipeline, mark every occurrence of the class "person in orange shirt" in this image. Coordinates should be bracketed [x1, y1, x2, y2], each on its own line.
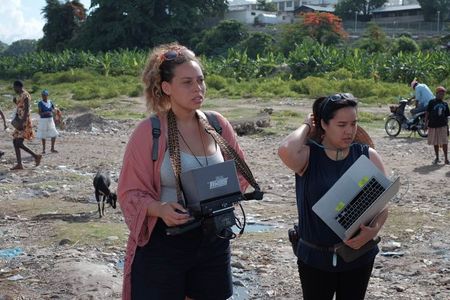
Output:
[10, 81, 41, 170]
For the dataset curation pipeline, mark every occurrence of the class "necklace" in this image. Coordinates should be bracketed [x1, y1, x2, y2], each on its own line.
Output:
[308, 139, 351, 161]
[178, 119, 209, 167]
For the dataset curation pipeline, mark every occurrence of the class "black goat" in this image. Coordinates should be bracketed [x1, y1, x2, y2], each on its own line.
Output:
[93, 171, 117, 218]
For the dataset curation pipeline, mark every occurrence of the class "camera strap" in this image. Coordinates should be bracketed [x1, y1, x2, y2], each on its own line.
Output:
[197, 112, 263, 199]
[167, 110, 184, 205]
[166, 109, 263, 206]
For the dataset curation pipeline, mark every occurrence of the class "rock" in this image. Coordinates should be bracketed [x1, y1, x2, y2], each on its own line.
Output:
[231, 261, 245, 269]
[59, 239, 72, 246]
[394, 285, 406, 292]
[381, 241, 402, 251]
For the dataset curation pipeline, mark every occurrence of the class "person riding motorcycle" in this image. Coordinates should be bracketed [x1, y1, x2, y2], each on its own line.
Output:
[409, 79, 434, 116]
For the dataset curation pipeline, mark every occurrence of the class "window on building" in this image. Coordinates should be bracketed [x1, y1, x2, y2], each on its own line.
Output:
[279, 2, 285, 11]
[294, 0, 300, 8]
[251, 12, 256, 15]
[286, 1, 293, 8]
[251, 5, 257, 10]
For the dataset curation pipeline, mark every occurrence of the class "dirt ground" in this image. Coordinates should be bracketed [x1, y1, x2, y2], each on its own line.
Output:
[0, 97, 449, 300]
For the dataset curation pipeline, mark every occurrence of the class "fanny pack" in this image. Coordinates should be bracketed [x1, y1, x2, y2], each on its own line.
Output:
[298, 237, 381, 264]
[335, 237, 381, 263]
[288, 224, 380, 265]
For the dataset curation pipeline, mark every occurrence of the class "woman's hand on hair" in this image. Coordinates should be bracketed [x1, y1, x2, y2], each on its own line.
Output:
[303, 113, 315, 135]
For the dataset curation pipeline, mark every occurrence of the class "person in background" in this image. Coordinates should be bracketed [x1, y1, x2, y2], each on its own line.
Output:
[410, 79, 434, 116]
[0, 107, 7, 130]
[117, 43, 251, 300]
[10, 80, 41, 170]
[278, 93, 389, 300]
[0, 106, 6, 159]
[36, 89, 59, 154]
[425, 86, 449, 165]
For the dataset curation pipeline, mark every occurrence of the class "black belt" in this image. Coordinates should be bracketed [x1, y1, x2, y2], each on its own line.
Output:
[299, 238, 343, 252]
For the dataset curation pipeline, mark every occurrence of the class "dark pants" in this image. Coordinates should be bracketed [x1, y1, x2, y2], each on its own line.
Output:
[131, 219, 232, 300]
[13, 138, 38, 164]
[298, 259, 374, 300]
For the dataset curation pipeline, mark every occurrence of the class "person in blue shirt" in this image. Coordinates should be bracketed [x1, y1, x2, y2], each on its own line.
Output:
[425, 86, 449, 165]
[278, 93, 389, 300]
[36, 90, 59, 154]
[410, 79, 434, 115]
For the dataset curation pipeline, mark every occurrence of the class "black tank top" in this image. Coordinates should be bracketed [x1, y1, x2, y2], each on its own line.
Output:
[295, 142, 378, 271]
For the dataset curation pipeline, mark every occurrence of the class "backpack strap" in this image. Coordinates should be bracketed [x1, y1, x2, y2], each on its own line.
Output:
[150, 114, 161, 161]
[204, 111, 222, 135]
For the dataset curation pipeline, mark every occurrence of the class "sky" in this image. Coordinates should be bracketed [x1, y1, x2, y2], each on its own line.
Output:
[0, 0, 91, 45]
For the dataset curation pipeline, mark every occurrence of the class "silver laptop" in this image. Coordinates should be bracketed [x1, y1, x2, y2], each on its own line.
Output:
[312, 155, 400, 240]
[180, 160, 242, 215]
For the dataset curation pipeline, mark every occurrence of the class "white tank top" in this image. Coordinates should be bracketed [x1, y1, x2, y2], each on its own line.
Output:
[160, 147, 224, 203]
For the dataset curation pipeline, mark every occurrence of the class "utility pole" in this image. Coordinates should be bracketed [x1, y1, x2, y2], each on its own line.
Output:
[437, 11, 440, 32]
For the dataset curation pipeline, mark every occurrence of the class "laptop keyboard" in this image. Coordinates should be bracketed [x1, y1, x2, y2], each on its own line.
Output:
[335, 178, 386, 229]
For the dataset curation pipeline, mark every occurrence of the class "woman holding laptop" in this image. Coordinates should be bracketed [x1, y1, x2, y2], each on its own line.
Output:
[278, 93, 389, 300]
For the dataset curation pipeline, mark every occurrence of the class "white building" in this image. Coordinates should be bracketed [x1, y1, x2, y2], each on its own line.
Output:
[226, 1, 298, 24]
[225, 0, 422, 24]
[227, 1, 339, 13]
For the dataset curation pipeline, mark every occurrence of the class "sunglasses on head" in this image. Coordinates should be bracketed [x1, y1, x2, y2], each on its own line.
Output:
[321, 93, 355, 113]
[160, 49, 182, 63]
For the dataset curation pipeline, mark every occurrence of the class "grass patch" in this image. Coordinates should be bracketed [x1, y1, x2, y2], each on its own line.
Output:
[55, 222, 128, 246]
[383, 206, 445, 238]
[98, 110, 146, 120]
[1, 197, 79, 218]
[1, 70, 415, 123]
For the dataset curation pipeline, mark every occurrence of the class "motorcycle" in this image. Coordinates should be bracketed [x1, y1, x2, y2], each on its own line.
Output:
[385, 98, 428, 138]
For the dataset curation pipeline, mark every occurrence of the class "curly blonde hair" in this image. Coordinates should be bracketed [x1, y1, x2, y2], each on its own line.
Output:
[141, 42, 202, 113]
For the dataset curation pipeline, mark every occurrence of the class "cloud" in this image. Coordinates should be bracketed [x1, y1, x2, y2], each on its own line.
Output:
[0, 0, 45, 44]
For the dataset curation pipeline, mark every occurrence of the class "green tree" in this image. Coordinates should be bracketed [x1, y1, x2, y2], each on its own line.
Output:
[195, 20, 248, 57]
[356, 22, 388, 53]
[39, 0, 86, 51]
[0, 41, 7, 54]
[279, 22, 307, 55]
[72, 0, 227, 51]
[238, 32, 275, 59]
[2, 39, 37, 56]
[417, 0, 450, 22]
[335, 0, 387, 19]
[257, 0, 277, 12]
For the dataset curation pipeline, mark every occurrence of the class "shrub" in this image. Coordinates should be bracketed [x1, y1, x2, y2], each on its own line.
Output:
[324, 68, 353, 80]
[391, 36, 419, 54]
[338, 79, 376, 98]
[206, 74, 227, 91]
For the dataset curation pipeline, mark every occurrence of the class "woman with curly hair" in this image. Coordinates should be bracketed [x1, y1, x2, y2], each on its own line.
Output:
[117, 43, 251, 300]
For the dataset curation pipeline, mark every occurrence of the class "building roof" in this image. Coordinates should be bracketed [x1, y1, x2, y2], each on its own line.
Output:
[257, 13, 277, 18]
[297, 5, 335, 13]
[227, 0, 257, 6]
[372, 4, 421, 13]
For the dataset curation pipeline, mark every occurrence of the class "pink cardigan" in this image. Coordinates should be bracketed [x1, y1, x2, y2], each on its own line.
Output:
[117, 111, 250, 300]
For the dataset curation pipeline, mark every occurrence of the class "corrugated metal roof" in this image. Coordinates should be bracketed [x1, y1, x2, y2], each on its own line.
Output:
[298, 5, 335, 13]
[372, 4, 421, 13]
[227, 0, 257, 6]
